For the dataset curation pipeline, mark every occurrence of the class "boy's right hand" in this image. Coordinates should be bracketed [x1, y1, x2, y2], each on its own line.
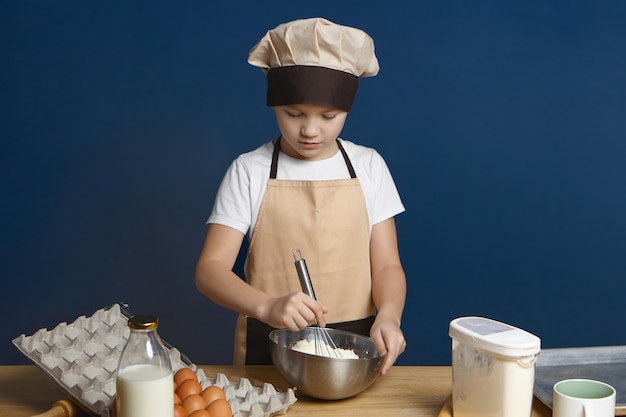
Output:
[260, 291, 328, 331]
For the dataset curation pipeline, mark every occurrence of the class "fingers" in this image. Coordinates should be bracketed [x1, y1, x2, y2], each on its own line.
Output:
[370, 324, 406, 376]
[284, 309, 311, 331]
[266, 292, 327, 330]
[296, 293, 327, 327]
[313, 301, 329, 327]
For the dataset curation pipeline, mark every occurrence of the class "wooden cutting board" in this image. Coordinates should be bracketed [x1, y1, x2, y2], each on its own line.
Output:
[438, 396, 553, 417]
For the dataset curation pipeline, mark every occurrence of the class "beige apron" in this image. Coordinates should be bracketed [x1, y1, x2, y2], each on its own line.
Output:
[233, 139, 376, 365]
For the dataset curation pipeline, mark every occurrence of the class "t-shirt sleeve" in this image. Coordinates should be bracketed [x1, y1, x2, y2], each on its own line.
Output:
[207, 158, 252, 235]
[368, 150, 405, 225]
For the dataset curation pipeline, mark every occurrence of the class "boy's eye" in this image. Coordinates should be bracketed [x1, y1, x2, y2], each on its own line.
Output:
[283, 109, 338, 119]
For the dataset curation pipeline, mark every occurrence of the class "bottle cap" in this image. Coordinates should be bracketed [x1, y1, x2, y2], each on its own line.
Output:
[128, 315, 159, 330]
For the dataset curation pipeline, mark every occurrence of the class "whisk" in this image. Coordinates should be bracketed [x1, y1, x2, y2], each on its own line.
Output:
[293, 249, 341, 358]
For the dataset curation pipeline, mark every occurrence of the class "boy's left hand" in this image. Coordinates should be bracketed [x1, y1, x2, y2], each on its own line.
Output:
[370, 316, 406, 376]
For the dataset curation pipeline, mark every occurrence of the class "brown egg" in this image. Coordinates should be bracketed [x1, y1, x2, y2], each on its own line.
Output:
[201, 385, 227, 405]
[182, 394, 207, 415]
[177, 379, 202, 400]
[207, 399, 232, 417]
[174, 392, 182, 405]
[188, 410, 211, 417]
[174, 404, 187, 417]
[175, 368, 198, 386]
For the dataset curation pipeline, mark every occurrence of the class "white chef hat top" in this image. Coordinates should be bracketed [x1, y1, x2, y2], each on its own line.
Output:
[248, 17, 379, 112]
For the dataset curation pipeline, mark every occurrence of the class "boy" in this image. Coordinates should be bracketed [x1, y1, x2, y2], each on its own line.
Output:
[195, 17, 406, 375]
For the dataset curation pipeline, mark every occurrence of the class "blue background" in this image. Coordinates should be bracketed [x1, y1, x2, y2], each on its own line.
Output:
[2, 1, 625, 366]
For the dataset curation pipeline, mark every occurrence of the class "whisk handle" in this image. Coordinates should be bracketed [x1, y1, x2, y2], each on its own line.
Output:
[293, 249, 317, 300]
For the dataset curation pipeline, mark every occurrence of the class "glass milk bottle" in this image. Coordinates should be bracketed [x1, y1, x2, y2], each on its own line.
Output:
[116, 315, 174, 417]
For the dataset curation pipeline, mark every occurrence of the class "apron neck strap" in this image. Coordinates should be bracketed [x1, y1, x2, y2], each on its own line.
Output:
[270, 136, 281, 179]
[270, 137, 357, 179]
[337, 140, 357, 178]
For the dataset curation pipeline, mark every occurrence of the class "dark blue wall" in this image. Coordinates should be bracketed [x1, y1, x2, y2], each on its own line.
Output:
[2, 1, 625, 366]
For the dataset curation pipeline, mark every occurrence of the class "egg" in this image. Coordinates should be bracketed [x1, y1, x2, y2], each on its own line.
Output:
[207, 399, 232, 417]
[177, 378, 202, 400]
[188, 410, 211, 417]
[182, 394, 207, 415]
[201, 385, 227, 405]
[174, 368, 198, 386]
[174, 392, 182, 405]
[174, 404, 187, 417]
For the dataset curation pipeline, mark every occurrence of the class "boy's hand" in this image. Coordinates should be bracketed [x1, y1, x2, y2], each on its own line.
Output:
[260, 291, 328, 330]
[370, 315, 406, 376]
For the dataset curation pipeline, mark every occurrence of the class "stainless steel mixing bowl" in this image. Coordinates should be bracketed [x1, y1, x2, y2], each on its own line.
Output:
[269, 327, 385, 400]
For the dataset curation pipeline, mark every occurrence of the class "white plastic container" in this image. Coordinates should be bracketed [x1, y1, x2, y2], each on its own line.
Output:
[449, 317, 541, 417]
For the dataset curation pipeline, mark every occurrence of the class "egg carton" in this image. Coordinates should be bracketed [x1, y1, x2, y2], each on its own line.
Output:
[13, 303, 297, 417]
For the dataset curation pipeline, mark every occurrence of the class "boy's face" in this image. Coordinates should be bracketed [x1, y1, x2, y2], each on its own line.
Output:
[273, 104, 348, 161]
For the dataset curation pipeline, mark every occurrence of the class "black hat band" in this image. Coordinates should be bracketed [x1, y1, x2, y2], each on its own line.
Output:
[266, 65, 359, 112]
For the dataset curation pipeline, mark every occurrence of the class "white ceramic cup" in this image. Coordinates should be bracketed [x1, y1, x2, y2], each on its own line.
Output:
[553, 379, 616, 417]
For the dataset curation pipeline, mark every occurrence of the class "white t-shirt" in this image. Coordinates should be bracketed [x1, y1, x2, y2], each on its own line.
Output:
[208, 139, 405, 239]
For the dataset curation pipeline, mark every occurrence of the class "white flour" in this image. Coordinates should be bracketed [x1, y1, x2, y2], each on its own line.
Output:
[452, 341, 536, 417]
[291, 338, 359, 359]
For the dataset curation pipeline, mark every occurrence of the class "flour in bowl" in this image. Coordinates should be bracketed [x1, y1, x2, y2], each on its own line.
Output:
[291, 338, 359, 359]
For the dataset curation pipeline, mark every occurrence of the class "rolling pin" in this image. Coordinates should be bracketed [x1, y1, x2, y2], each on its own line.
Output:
[30, 399, 79, 417]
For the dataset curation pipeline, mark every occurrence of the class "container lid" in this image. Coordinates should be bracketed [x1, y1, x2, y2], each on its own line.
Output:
[449, 316, 541, 357]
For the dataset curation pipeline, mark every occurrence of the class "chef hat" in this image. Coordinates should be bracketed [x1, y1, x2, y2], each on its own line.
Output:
[248, 17, 379, 112]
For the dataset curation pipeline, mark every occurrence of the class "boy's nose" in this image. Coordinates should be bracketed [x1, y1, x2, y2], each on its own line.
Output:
[300, 121, 319, 138]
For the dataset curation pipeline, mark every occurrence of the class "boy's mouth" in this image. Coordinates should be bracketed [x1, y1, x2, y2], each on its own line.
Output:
[299, 141, 321, 148]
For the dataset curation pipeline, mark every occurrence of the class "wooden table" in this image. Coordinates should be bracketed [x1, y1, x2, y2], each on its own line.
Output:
[0, 365, 552, 417]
